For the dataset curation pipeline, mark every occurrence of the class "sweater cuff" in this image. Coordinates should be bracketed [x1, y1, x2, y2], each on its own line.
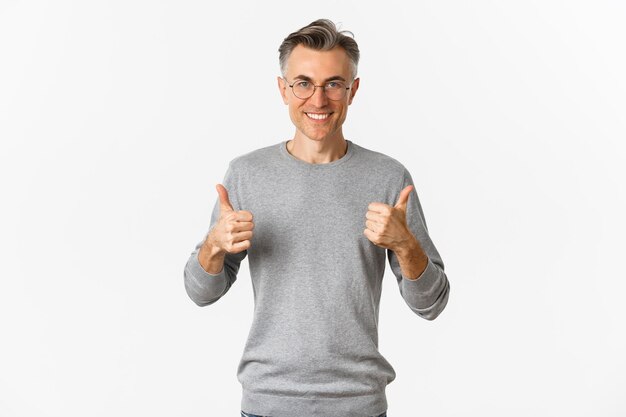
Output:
[401, 257, 440, 295]
[184, 251, 229, 306]
[188, 250, 227, 280]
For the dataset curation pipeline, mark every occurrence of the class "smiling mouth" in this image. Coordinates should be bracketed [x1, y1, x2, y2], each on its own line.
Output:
[305, 112, 332, 120]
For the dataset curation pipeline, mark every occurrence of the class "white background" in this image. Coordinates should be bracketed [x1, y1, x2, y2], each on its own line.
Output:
[1, 1, 625, 416]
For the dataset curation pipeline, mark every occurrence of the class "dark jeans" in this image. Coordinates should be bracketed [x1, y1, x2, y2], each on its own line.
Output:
[241, 411, 387, 417]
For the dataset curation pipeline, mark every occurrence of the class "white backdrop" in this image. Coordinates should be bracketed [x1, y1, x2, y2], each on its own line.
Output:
[1, 1, 625, 416]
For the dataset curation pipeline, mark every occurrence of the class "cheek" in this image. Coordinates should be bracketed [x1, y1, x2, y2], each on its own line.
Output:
[288, 104, 300, 118]
[335, 106, 348, 122]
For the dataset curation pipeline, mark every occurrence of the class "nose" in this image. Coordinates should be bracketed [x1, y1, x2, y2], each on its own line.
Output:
[308, 85, 329, 107]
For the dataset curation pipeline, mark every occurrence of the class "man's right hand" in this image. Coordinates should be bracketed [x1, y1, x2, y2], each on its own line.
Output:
[205, 183, 254, 255]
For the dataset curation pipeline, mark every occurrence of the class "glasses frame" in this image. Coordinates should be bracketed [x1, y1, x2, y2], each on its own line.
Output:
[283, 77, 352, 101]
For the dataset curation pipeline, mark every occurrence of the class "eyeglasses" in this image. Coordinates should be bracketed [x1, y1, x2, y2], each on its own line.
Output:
[284, 78, 351, 101]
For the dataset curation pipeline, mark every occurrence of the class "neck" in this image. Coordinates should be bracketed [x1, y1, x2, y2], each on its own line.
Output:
[287, 134, 348, 164]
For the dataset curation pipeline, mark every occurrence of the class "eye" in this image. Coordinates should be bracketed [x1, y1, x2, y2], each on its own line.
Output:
[296, 80, 310, 88]
[326, 81, 343, 89]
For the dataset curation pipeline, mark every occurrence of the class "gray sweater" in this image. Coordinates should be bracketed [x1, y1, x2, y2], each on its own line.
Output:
[184, 139, 450, 417]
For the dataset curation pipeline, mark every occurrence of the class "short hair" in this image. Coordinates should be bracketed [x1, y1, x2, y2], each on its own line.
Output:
[278, 19, 360, 80]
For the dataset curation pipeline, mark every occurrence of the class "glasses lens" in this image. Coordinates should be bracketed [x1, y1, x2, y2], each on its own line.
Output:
[293, 81, 314, 99]
[324, 81, 347, 100]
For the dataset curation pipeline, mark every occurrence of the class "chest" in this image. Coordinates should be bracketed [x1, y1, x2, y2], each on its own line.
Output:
[240, 171, 393, 263]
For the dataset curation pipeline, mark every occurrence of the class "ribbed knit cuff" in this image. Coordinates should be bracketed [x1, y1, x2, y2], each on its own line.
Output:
[184, 251, 228, 305]
[401, 257, 441, 299]
[190, 250, 225, 277]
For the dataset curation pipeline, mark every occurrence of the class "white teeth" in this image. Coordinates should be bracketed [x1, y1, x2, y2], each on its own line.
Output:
[306, 113, 329, 120]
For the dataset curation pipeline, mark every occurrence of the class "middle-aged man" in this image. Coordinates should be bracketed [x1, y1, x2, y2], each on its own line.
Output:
[183, 18, 451, 417]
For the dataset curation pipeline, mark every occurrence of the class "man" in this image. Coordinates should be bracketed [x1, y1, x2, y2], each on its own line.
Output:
[184, 19, 451, 417]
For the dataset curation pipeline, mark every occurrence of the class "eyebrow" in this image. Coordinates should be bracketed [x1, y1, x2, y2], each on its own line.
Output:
[292, 75, 347, 82]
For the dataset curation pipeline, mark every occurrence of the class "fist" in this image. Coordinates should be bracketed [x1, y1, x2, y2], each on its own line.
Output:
[363, 185, 414, 251]
[207, 183, 254, 254]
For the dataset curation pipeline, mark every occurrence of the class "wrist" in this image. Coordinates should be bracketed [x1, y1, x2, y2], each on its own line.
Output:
[395, 234, 420, 257]
[202, 233, 226, 258]
[394, 235, 429, 280]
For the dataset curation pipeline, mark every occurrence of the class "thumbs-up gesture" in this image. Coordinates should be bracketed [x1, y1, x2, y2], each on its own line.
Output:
[206, 184, 254, 255]
[363, 185, 415, 252]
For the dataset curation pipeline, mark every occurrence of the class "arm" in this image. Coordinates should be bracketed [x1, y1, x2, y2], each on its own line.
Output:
[183, 162, 248, 307]
[387, 167, 451, 320]
[393, 235, 429, 280]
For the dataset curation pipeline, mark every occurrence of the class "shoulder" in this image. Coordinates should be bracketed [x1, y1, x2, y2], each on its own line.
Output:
[351, 141, 407, 179]
[227, 142, 280, 173]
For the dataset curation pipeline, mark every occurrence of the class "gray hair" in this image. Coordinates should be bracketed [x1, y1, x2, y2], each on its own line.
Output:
[278, 19, 360, 80]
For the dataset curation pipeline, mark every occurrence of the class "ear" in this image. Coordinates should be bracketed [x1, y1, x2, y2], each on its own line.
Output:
[348, 77, 360, 105]
[277, 76, 289, 105]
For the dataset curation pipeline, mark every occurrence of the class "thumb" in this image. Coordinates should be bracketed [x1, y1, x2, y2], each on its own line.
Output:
[394, 185, 414, 210]
[216, 183, 234, 212]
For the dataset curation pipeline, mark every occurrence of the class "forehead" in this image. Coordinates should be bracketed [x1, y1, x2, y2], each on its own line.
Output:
[285, 44, 352, 80]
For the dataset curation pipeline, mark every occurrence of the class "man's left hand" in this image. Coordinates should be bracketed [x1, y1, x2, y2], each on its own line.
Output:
[363, 185, 416, 251]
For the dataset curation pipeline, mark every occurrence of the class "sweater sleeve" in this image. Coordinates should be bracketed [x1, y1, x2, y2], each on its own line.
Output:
[387, 167, 451, 320]
[183, 162, 248, 307]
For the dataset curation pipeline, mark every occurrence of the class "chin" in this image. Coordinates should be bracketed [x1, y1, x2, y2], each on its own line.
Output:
[305, 133, 330, 141]
[306, 126, 334, 139]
